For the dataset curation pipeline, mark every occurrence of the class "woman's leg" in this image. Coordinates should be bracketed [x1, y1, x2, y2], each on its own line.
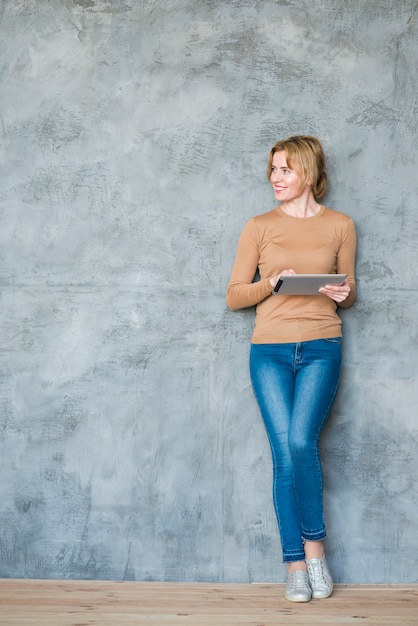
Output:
[249, 343, 306, 563]
[288, 339, 341, 600]
[289, 338, 342, 542]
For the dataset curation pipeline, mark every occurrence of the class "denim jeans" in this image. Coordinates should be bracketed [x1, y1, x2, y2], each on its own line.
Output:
[249, 339, 342, 562]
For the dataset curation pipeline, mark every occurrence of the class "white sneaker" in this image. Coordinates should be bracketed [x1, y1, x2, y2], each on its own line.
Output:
[306, 556, 333, 599]
[284, 570, 312, 602]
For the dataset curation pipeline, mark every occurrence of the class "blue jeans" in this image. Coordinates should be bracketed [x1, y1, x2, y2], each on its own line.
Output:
[249, 339, 342, 562]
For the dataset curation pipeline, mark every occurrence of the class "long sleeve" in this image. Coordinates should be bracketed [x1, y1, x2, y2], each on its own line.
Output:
[336, 217, 357, 309]
[226, 218, 273, 310]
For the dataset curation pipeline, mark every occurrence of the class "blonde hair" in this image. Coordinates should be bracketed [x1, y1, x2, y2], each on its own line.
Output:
[267, 135, 328, 200]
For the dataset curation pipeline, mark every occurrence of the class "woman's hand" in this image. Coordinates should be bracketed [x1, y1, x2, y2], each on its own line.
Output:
[269, 269, 296, 289]
[319, 280, 351, 303]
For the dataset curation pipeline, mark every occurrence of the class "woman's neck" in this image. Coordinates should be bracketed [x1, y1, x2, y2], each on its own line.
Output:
[280, 192, 321, 218]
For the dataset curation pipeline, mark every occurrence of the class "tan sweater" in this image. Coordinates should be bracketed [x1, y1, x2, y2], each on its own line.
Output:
[226, 205, 357, 343]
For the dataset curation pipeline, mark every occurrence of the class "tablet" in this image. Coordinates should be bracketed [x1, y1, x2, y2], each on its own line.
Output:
[272, 274, 347, 295]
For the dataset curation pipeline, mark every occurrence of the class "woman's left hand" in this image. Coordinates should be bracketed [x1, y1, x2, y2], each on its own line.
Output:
[319, 280, 351, 303]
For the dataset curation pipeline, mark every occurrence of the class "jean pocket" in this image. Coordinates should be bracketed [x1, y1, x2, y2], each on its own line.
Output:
[324, 337, 342, 344]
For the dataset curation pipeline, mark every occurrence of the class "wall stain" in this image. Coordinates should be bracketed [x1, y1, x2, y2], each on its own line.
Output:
[74, 0, 95, 7]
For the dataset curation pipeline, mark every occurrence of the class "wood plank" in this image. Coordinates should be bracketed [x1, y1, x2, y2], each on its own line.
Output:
[0, 580, 417, 625]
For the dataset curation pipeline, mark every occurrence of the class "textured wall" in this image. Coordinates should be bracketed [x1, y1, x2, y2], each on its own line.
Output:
[0, 0, 417, 583]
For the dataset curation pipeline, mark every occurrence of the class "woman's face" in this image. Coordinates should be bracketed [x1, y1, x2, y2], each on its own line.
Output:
[270, 151, 307, 202]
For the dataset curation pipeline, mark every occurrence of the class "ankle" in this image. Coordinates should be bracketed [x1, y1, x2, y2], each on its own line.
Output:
[304, 540, 324, 560]
[288, 560, 307, 574]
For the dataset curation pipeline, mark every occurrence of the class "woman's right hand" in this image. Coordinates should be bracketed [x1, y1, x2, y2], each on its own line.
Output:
[269, 269, 297, 289]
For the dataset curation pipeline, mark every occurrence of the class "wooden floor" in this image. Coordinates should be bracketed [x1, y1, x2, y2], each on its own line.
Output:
[0, 580, 417, 625]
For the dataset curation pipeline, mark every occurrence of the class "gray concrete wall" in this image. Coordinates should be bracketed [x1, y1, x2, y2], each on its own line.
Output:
[0, 0, 417, 583]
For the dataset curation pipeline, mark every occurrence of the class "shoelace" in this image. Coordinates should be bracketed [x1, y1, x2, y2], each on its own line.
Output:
[289, 571, 310, 589]
[308, 561, 328, 588]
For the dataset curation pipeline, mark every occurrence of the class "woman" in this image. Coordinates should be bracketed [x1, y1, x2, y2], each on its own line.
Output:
[226, 136, 356, 602]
